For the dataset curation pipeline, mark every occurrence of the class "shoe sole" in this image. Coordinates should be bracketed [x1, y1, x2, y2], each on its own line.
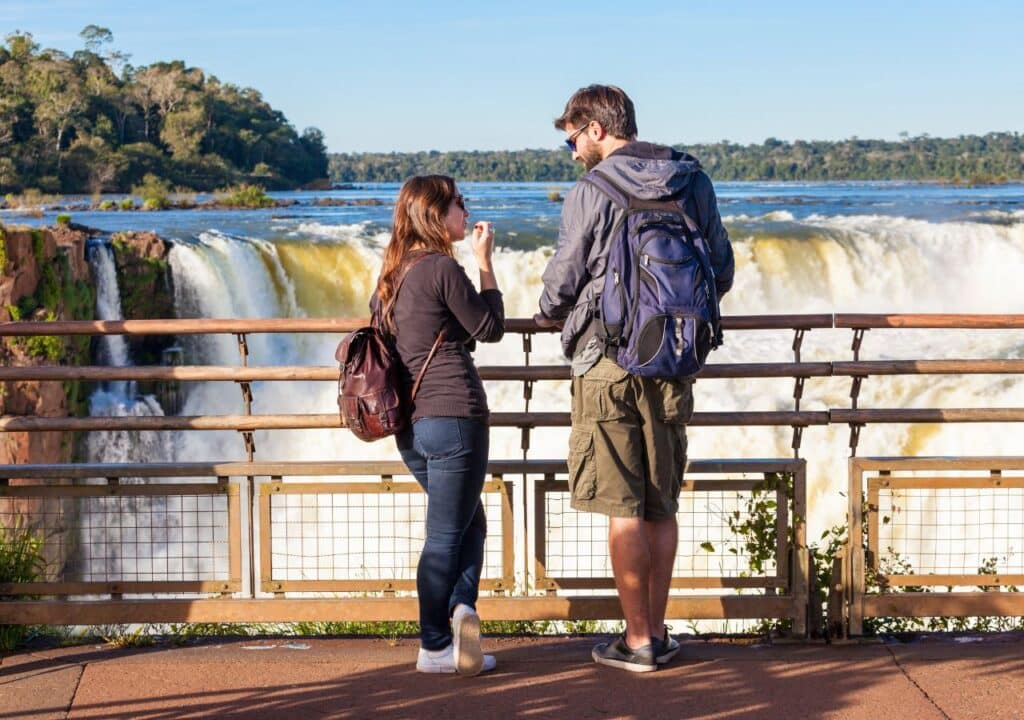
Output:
[416, 664, 456, 674]
[453, 609, 483, 677]
[591, 646, 657, 673]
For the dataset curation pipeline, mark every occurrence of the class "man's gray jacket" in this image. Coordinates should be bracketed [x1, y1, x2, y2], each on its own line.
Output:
[538, 141, 735, 364]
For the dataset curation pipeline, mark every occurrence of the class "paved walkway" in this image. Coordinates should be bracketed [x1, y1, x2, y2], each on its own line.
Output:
[2, 635, 1022, 719]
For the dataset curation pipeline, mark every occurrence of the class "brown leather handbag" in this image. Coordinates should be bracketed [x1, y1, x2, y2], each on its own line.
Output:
[335, 255, 446, 442]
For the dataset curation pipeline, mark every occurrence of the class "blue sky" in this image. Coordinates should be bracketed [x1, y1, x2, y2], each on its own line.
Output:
[4, 0, 1023, 153]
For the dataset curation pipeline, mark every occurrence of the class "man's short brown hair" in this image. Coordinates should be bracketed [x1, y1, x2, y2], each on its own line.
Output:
[554, 84, 637, 140]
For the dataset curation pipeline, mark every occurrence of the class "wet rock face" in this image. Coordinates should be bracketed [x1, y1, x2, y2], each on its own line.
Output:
[1, 225, 97, 466]
[51, 223, 99, 283]
[1, 227, 48, 311]
[109, 231, 176, 368]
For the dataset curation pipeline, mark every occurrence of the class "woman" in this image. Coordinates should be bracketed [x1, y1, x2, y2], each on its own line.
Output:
[374, 175, 504, 676]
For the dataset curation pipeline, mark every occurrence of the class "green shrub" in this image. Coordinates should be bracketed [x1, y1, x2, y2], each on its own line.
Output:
[30, 229, 45, 263]
[98, 200, 116, 210]
[23, 311, 63, 361]
[6, 188, 48, 209]
[55, 213, 71, 226]
[130, 173, 171, 210]
[0, 518, 46, 650]
[118, 197, 136, 210]
[216, 183, 275, 208]
[0, 224, 7, 272]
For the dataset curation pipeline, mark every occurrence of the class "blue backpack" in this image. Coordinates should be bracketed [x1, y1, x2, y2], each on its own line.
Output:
[586, 169, 723, 378]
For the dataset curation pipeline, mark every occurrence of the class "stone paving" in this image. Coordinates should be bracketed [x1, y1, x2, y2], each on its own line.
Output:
[2, 635, 1022, 719]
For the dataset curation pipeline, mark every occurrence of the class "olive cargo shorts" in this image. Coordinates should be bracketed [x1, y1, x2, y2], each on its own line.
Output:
[568, 357, 694, 520]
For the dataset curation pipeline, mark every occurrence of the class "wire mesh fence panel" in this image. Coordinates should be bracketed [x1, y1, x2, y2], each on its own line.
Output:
[874, 487, 1024, 577]
[540, 485, 779, 587]
[266, 484, 507, 586]
[0, 486, 234, 587]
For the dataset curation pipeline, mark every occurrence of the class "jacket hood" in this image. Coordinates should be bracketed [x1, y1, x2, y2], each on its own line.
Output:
[593, 141, 702, 200]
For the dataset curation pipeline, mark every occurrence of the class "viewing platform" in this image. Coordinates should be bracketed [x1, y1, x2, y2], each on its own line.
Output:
[3, 634, 1022, 719]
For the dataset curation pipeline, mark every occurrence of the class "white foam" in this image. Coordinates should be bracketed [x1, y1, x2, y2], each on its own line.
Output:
[151, 217, 1024, 542]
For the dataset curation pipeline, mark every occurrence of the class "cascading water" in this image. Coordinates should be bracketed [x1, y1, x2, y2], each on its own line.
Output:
[85, 241, 173, 467]
[165, 214, 1024, 543]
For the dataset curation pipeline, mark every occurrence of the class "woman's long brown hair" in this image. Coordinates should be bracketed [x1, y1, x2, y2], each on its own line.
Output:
[376, 175, 458, 332]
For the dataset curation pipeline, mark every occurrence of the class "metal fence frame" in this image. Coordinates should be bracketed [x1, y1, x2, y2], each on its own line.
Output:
[4, 313, 1024, 634]
[844, 456, 1024, 636]
[0, 459, 807, 631]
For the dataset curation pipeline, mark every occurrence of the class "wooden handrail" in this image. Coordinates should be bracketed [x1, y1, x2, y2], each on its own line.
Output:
[9, 358, 1024, 382]
[0, 362, 834, 382]
[836, 314, 1024, 329]
[9, 408, 1024, 432]
[832, 409, 1024, 423]
[8, 359, 1024, 382]
[0, 458, 804, 480]
[833, 360, 1024, 375]
[6, 313, 1024, 337]
[0, 411, 830, 432]
[0, 314, 834, 336]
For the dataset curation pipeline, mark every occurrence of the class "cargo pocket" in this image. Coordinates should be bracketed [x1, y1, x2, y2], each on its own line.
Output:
[581, 359, 631, 422]
[657, 378, 693, 497]
[567, 427, 597, 501]
[659, 378, 695, 424]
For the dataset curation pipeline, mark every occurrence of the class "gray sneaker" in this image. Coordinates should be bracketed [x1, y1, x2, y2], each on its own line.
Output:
[656, 625, 681, 664]
[592, 634, 657, 673]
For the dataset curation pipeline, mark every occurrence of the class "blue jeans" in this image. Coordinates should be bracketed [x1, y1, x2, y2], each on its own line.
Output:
[397, 417, 489, 650]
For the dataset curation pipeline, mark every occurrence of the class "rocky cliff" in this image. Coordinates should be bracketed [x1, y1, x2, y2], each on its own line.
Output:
[1, 224, 179, 466]
[108, 231, 176, 368]
[1, 224, 97, 466]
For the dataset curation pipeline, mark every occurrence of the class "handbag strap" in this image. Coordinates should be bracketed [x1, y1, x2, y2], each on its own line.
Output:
[410, 327, 447, 401]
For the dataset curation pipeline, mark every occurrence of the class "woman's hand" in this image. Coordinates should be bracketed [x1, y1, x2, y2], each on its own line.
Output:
[471, 222, 495, 269]
[471, 221, 498, 291]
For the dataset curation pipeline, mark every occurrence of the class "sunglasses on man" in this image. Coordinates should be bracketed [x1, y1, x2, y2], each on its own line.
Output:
[564, 121, 594, 152]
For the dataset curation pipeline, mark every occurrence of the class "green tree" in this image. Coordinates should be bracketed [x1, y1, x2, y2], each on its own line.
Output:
[161, 103, 206, 159]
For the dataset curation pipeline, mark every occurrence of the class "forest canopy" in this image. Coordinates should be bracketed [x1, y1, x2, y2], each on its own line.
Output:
[329, 133, 1024, 185]
[0, 28, 328, 193]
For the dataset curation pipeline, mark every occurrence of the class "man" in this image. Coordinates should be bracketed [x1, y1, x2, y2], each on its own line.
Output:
[536, 85, 734, 672]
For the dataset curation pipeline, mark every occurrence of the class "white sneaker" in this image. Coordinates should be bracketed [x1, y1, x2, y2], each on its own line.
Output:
[416, 644, 496, 675]
[452, 603, 484, 676]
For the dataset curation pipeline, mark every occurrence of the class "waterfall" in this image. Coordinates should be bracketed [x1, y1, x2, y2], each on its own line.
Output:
[85, 241, 173, 467]
[164, 217, 1024, 540]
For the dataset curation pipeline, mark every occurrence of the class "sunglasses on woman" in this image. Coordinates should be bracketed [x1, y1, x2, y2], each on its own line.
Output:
[453, 193, 467, 211]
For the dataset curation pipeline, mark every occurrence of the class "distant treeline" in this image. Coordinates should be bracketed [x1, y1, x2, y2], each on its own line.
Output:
[330, 133, 1024, 184]
[0, 28, 328, 194]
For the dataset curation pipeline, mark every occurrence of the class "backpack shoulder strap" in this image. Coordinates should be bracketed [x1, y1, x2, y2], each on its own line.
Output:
[409, 327, 447, 401]
[582, 169, 630, 209]
[585, 168, 695, 218]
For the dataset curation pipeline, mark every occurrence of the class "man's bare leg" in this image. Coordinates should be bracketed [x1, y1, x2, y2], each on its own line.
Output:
[608, 516, 653, 648]
[645, 516, 678, 636]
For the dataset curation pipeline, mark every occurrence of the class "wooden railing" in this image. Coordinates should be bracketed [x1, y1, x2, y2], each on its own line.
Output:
[0, 459, 808, 632]
[2, 313, 1024, 635]
[841, 457, 1024, 636]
